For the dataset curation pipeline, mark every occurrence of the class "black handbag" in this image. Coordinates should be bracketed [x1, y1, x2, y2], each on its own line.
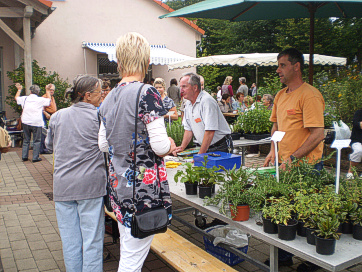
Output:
[130, 83, 168, 239]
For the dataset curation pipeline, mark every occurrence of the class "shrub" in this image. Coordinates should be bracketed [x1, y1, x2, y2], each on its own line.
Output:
[6, 60, 71, 115]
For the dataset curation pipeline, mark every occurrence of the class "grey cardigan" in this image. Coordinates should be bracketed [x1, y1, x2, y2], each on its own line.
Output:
[45, 102, 106, 201]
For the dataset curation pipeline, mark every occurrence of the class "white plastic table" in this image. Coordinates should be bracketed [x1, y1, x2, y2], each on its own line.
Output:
[166, 167, 362, 272]
[233, 137, 271, 165]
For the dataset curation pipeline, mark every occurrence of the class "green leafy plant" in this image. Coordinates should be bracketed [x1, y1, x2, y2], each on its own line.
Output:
[166, 118, 193, 147]
[268, 197, 295, 225]
[6, 60, 71, 114]
[195, 156, 223, 187]
[238, 106, 272, 134]
[315, 213, 341, 240]
[350, 209, 362, 226]
[174, 162, 199, 184]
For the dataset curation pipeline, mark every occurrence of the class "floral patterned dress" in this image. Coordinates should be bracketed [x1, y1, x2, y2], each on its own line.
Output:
[99, 81, 172, 227]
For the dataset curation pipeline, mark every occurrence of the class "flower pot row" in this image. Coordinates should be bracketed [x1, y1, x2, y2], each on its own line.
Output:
[184, 182, 215, 199]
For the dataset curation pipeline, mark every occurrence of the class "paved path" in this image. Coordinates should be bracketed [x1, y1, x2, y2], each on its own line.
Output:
[0, 148, 361, 272]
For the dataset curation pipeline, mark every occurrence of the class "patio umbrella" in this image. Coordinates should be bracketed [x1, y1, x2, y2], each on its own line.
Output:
[160, 0, 362, 84]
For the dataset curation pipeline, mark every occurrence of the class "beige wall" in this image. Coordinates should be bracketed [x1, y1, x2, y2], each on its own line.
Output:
[32, 0, 199, 89]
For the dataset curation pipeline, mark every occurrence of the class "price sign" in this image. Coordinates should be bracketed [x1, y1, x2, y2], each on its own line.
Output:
[271, 131, 285, 142]
[331, 139, 351, 149]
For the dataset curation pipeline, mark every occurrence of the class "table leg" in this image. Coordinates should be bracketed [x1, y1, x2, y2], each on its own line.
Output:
[242, 146, 246, 165]
[270, 245, 278, 272]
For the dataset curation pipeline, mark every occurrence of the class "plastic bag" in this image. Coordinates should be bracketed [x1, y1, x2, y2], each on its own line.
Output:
[333, 121, 351, 140]
[207, 225, 249, 248]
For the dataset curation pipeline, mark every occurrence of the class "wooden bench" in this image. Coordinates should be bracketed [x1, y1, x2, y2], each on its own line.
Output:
[105, 208, 237, 272]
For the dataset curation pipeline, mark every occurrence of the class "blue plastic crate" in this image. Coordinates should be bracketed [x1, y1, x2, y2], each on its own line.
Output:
[203, 226, 248, 266]
[194, 151, 241, 170]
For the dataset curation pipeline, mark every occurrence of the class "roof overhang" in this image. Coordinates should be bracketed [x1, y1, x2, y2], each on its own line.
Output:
[82, 42, 193, 65]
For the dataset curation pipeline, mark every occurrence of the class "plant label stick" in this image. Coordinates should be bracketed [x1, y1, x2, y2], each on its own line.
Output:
[331, 139, 351, 194]
[271, 131, 285, 183]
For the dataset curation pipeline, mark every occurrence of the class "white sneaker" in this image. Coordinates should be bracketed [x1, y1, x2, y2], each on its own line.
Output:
[346, 173, 354, 179]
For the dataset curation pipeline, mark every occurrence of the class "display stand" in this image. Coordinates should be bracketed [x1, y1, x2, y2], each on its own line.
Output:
[271, 131, 285, 182]
[331, 139, 351, 194]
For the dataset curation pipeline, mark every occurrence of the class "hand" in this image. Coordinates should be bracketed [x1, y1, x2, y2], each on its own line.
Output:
[263, 152, 275, 167]
[15, 83, 22, 91]
[172, 145, 185, 157]
[168, 137, 176, 155]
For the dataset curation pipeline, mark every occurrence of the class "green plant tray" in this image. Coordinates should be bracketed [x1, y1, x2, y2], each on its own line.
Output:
[248, 166, 276, 175]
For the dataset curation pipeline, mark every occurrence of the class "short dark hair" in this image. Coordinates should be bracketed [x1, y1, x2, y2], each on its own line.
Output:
[222, 94, 230, 101]
[235, 92, 244, 100]
[170, 78, 177, 85]
[277, 48, 304, 71]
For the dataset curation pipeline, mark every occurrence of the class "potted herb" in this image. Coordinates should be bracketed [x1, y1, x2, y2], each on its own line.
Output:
[314, 213, 341, 255]
[351, 209, 362, 240]
[230, 121, 243, 140]
[204, 165, 254, 221]
[293, 192, 313, 237]
[174, 162, 199, 195]
[271, 197, 298, 241]
[261, 198, 278, 234]
[195, 156, 222, 199]
[166, 119, 193, 148]
[238, 106, 272, 140]
[339, 200, 358, 234]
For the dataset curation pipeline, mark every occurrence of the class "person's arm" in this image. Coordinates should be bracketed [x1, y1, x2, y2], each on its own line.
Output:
[146, 117, 176, 157]
[44, 84, 51, 99]
[173, 130, 193, 156]
[218, 101, 227, 113]
[15, 83, 22, 101]
[168, 106, 178, 120]
[228, 85, 233, 97]
[43, 110, 51, 120]
[263, 122, 278, 167]
[289, 127, 325, 160]
[198, 130, 215, 154]
[98, 122, 109, 152]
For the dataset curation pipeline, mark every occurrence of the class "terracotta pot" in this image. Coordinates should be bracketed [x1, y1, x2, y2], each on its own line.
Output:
[229, 204, 250, 221]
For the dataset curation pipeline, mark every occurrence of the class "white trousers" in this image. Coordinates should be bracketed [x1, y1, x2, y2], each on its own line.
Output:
[117, 222, 154, 272]
[350, 142, 362, 163]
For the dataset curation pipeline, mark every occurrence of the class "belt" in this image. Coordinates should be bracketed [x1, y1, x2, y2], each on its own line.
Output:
[209, 135, 230, 149]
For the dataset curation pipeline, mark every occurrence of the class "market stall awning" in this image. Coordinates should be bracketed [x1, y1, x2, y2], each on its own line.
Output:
[82, 42, 193, 65]
[167, 53, 347, 70]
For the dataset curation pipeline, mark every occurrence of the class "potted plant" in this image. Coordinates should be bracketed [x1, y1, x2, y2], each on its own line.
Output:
[261, 198, 278, 234]
[272, 197, 298, 241]
[293, 192, 313, 237]
[174, 162, 199, 195]
[339, 200, 358, 234]
[230, 121, 243, 140]
[314, 213, 341, 255]
[166, 118, 193, 148]
[204, 165, 254, 221]
[195, 156, 222, 199]
[238, 106, 272, 140]
[351, 208, 362, 240]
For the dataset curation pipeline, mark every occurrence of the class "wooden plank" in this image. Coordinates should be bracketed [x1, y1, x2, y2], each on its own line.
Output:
[0, 19, 24, 49]
[151, 229, 238, 272]
[23, 14, 32, 93]
[0, 7, 23, 18]
[16, 0, 49, 15]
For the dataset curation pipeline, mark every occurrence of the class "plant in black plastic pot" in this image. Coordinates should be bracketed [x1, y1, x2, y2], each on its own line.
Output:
[339, 200, 358, 234]
[314, 213, 341, 255]
[350, 209, 362, 240]
[195, 156, 222, 199]
[174, 162, 199, 195]
[261, 200, 278, 234]
[239, 106, 272, 140]
[271, 197, 298, 241]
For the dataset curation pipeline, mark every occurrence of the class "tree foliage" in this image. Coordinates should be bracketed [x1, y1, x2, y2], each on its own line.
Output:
[6, 60, 71, 115]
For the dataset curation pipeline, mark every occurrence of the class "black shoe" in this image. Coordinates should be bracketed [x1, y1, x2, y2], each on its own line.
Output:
[40, 150, 52, 154]
[297, 261, 320, 272]
[22, 158, 28, 161]
[32, 158, 42, 163]
[264, 257, 293, 267]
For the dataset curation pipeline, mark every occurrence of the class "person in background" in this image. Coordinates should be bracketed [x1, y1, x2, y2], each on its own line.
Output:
[150, 78, 155, 86]
[249, 82, 257, 97]
[174, 73, 232, 155]
[243, 96, 254, 111]
[199, 75, 205, 91]
[167, 78, 181, 107]
[263, 48, 325, 271]
[233, 93, 246, 112]
[101, 79, 111, 102]
[221, 76, 233, 97]
[347, 109, 362, 179]
[216, 86, 222, 101]
[237, 77, 248, 97]
[40, 83, 57, 154]
[154, 78, 178, 121]
[98, 32, 176, 272]
[262, 94, 274, 110]
[218, 94, 232, 113]
[45, 75, 106, 272]
[15, 83, 51, 162]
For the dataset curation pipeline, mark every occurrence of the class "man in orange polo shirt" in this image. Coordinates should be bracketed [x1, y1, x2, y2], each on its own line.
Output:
[264, 48, 325, 170]
[263, 49, 325, 270]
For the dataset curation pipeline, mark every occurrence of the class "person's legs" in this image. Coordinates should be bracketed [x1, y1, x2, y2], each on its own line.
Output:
[117, 222, 154, 272]
[78, 197, 105, 272]
[55, 201, 83, 272]
[347, 142, 362, 177]
[32, 126, 42, 160]
[22, 124, 31, 160]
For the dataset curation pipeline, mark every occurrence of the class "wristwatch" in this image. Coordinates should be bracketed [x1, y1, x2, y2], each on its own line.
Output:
[290, 155, 297, 162]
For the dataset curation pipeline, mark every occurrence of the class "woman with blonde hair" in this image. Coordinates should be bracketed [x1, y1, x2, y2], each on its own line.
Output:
[98, 32, 176, 272]
[154, 77, 178, 121]
[221, 76, 234, 97]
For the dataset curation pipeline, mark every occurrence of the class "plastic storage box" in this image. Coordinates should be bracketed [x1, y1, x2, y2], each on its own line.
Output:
[194, 151, 241, 170]
[203, 226, 248, 266]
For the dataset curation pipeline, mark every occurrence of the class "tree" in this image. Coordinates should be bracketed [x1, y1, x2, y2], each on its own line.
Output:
[6, 60, 71, 115]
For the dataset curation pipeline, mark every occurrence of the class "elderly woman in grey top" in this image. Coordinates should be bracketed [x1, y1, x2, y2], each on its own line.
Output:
[45, 75, 106, 272]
